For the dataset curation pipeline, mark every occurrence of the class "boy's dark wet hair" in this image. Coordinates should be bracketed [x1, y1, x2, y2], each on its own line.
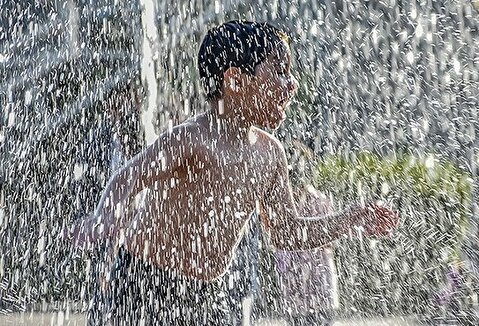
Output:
[198, 20, 289, 101]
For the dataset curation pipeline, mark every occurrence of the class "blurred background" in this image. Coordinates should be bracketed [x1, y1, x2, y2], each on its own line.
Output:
[1, 0, 479, 324]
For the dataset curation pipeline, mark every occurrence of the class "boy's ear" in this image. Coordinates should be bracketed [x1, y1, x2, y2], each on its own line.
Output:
[223, 67, 246, 94]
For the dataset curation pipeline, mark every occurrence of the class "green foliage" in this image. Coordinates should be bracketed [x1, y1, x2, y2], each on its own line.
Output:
[312, 152, 473, 317]
[316, 152, 471, 203]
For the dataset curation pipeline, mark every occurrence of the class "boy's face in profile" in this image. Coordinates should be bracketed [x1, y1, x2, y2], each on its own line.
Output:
[242, 40, 298, 130]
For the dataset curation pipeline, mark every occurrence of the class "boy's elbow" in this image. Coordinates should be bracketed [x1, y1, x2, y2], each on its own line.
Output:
[269, 227, 301, 251]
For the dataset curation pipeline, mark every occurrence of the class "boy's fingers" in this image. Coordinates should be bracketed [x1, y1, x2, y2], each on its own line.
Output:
[375, 206, 399, 225]
[360, 203, 399, 237]
[366, 205, 399, 236]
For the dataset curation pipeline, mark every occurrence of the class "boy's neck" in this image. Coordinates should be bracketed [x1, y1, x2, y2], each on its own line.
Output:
[206, 97, 253, 142]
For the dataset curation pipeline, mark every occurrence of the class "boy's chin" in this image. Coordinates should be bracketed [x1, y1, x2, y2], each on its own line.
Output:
[260, 118, 284, 130]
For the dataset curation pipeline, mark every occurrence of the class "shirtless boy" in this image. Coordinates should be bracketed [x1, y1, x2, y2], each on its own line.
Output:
[69, 20, 399, 325]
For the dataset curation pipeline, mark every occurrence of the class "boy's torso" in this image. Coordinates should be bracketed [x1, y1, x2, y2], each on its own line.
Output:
[125, 119, 279, 281]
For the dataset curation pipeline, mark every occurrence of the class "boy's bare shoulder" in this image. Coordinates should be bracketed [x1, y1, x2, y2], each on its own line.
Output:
[161, 114, 209, 142]
[251, 127, 285, 155]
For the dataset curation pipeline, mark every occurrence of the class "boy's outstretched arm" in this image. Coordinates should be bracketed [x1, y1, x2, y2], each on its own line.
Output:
[260, 141, 399, 251]
[67, 123, 198, 248]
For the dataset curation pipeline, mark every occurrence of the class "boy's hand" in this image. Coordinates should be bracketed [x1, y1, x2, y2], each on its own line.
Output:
[359, 203, 400, 237]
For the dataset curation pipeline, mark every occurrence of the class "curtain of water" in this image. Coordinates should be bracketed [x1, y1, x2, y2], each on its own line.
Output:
[1, 0, 479, 321]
